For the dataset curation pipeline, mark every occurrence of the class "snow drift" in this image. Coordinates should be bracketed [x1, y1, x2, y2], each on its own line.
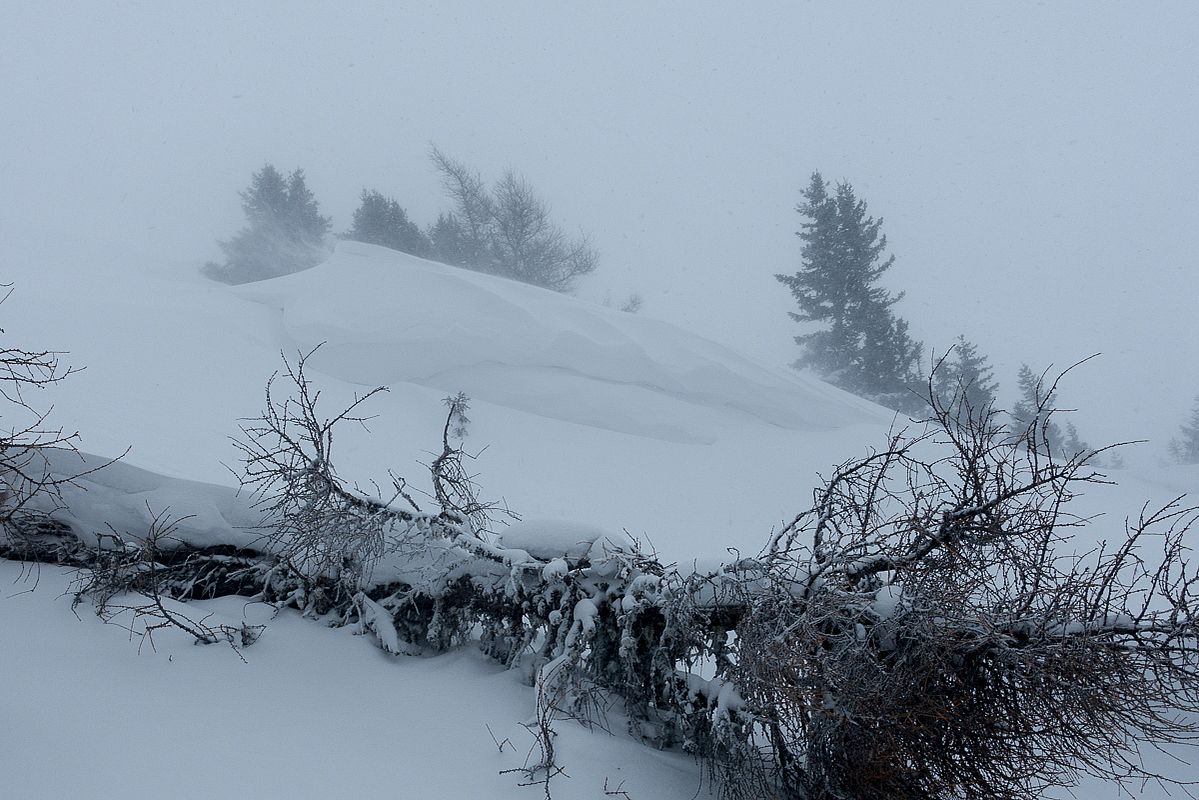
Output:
[235, 241, 888, 443]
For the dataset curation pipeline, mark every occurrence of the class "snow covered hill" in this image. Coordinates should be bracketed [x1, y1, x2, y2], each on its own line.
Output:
[2, 240, 894, 562]
[236, 241, 886, 441]
[2, 242, 1194, 798]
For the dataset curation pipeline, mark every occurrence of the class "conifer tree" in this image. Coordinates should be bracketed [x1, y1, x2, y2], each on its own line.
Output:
[205, 164, 331, 284]
[1010, 364, 1063, 454]
[345, 189, 431, 257]
[1169, 396, 1199, 464]
[280, 168, 331, 246]
[1060, 422, 1091, 459]
[427, 213, 471, 268]
[776, 172, 922, 411]
[933, 335, 999, 420]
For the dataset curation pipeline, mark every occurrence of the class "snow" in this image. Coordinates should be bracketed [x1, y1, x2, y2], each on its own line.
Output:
[356, 592, 418, 656]
[497, 518, 617, 562]
[0, 239, 892, 563]
[871, 583, 904, 621]
[26, 448, 261, 550]
[1, 241, 1194, 797]
[236, 241, 888, 441]
[0, 561, 700, 800]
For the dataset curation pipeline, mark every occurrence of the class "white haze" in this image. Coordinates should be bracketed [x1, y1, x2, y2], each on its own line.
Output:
[2, 1, 1197, 455]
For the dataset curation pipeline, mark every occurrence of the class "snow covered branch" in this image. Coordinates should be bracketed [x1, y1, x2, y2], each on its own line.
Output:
[0, 285, 121, 556]
[732, 375, 1199, 799]
[7, 347, 1199, 800]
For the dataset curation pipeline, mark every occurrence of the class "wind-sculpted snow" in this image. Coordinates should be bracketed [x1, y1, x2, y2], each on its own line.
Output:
[25, 449, 261, 550]
[235, 241, 888, 442]
[497, 517, 637, 563]
[0, 242, 894, 562]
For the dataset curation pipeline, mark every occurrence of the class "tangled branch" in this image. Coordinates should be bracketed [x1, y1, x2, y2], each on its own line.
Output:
[736, 371, 1199, 798]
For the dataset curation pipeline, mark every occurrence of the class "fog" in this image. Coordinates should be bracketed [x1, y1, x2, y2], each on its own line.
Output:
[3, 1, 1197, 455]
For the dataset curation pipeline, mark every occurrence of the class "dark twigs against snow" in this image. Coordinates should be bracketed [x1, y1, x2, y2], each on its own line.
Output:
[736, 371, 1199, 799]
[0, 284, 119, 557]
[6, 342, 1199, 800]
[231, 343, 403, 588]
[429, 391, 512, 535]
[70, 506, 263, 658]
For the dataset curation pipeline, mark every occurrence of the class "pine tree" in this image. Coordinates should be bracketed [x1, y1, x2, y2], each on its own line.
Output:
[1010, 364, 1063, 454]
[1060, 422, 1091, 459]
[427, 212, 472, 268]
[933, 335, 999, 420]
[281, 168, 331, 245]
[345, 189, 431, 257]
[205, 164, 330, 284]
[776, 172, 922, 410]
[1169, 396, 1199, 464]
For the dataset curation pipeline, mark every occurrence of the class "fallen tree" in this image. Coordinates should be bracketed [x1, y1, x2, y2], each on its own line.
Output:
[3, 345, 1197, 800]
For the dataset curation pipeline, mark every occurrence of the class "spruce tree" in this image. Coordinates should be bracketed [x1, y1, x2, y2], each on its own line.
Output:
[205, 164, 331, 284]
[428, 212, 471, 267]
[1060, 422, 1091, 459]
[239, 164, 289, 227]
[933, 335, 999, 420]
[346, 189, 431, 257]
[776, 172, 922, 411]
[281, 168, 331, 246]
[1169, 396, 1199, 464]
[1010, 364, 1063, 454]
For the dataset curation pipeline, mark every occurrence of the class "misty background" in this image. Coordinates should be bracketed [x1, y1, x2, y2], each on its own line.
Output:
[3, 1, 1196, 456]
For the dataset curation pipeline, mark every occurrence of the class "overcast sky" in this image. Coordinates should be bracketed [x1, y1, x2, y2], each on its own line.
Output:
[2, 1, 1197, 454]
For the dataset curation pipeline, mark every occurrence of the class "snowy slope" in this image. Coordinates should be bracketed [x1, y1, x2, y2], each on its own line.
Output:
[1, 240, 892, 562]
[235, 241, 886, 442]
[0, 561, 701, 800]
[2, 242, 1195, 798]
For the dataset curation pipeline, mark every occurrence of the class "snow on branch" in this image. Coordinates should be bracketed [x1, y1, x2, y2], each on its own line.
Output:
[7, 347, 1199, 800]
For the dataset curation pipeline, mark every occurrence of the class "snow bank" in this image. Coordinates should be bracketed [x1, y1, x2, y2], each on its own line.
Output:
[26, 448, 261, 550]
[497, 518, 634, 562]
[0, 561, 701, 800]
[235, 241, 888, 443]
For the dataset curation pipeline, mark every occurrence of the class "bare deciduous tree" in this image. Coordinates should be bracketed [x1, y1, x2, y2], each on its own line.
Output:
[490, 170, 597, 292]
[429, 146, 597, 292]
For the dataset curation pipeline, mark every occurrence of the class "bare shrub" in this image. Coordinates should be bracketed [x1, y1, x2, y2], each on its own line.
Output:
[0, 285, 117, 560]
[231, 344, 410, 591]
[71, 507, 263, 657]
[229, 346, 516, 656]
[9, 330, 1196, 800]
[731, 372, 1199, 798]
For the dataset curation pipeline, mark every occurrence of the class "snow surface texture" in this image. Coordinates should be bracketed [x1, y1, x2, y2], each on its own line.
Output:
[26, 449, 260, 550]
[2, 243, 1194, 798]
[235, 241, 888, 443]
[0, 561, 699, 800]
[2, 239, 892, 563]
